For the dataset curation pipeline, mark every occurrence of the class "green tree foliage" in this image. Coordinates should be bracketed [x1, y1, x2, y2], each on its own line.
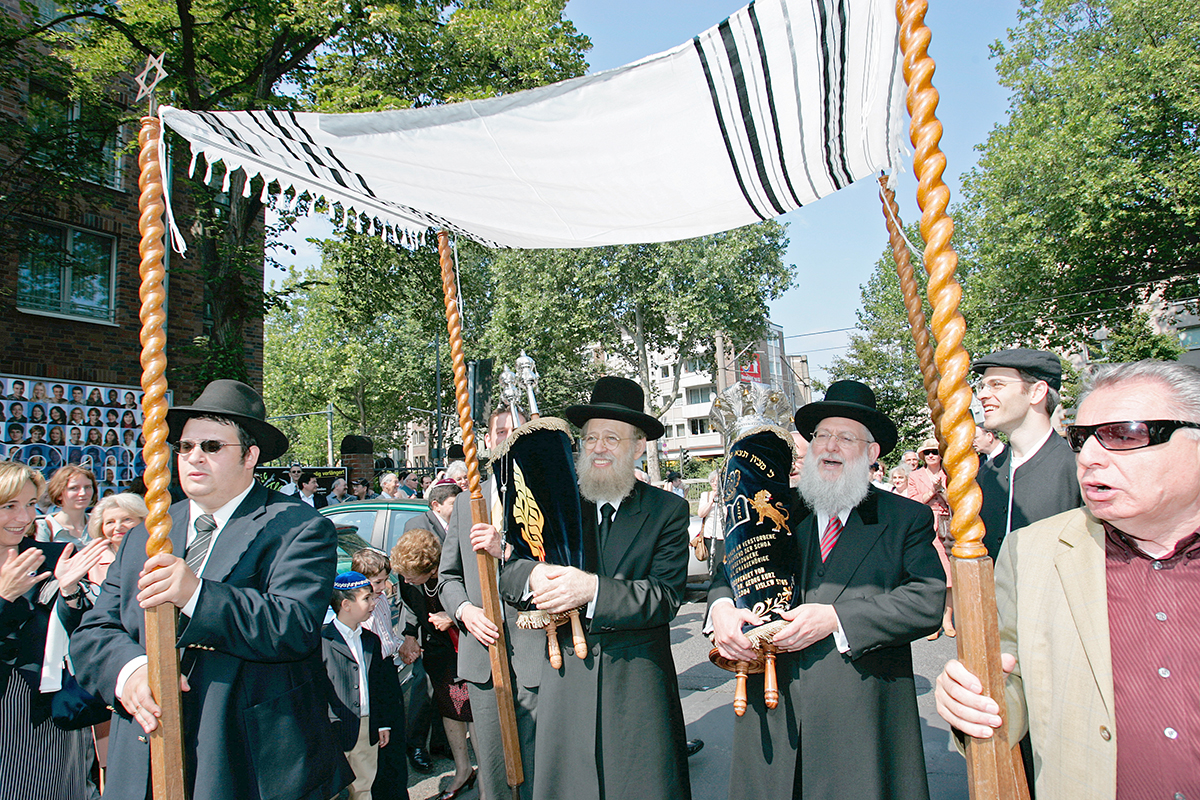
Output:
[5, 0, 590, 384]
[478, 221, 793, 480]
[958, 0, 1200, 351]
[298, 0, 590, 110]
[263, 233, 491, 463]
[1097, 310, 1184, 363]
[826, 233, 934, 458]
[481, 222, 793, 412]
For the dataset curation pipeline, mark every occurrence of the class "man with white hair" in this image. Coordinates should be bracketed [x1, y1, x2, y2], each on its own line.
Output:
[936, 360, 1200, 799]
[378, 473, 400, 500]
[710, 379, 945, 800]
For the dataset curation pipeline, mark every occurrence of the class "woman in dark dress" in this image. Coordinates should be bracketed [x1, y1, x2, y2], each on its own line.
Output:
[0, 462, 109, 800]
[393, 528, 477, 800]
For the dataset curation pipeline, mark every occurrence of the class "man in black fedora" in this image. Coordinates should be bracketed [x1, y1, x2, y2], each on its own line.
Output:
[709, 379, 945, 800]
[73, 380, 352, 800]
[499, 375, 692, 800]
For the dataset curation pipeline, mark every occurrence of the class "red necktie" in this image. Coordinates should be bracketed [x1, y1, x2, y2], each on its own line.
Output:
[820, 516, 842, 562]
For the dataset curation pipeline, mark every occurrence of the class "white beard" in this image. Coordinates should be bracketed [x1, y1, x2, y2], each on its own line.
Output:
[577, 445, 638, 506]
[798, 446, 872, 517]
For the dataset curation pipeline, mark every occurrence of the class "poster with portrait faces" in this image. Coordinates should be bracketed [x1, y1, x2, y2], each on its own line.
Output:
[0, 374, 168, 496]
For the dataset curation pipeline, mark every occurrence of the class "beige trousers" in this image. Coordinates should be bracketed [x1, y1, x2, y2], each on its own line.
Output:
[346, 716, 378, 800]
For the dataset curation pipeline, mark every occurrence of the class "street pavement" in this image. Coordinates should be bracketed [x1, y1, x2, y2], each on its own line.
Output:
[402, 585, 970, 800]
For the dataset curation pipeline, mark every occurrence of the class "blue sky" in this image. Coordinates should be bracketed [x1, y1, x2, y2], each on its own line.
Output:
[271, 0, 1022, 384]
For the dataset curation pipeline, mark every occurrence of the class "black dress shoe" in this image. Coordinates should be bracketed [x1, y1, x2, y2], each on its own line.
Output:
[432, 767, 477, 800]
[408, 746, 434, 774]
[686, 738, 705, 757]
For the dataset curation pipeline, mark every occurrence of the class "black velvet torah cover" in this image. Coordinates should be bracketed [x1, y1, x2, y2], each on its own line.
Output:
[493, 420, 587, 569]
[721, 427, 803, 623]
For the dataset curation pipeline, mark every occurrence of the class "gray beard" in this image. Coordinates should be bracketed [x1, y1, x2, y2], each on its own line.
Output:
[576, 447, 638, 506]
[798, 448, 872, 517]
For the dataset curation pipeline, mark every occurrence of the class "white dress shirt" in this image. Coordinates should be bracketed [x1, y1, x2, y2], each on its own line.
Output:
[333, 616, 370, 717]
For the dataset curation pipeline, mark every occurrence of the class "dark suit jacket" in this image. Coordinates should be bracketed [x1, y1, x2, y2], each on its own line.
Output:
[71, 483, 353, 800]
[0, 540, 85, 725]
[321, 622, 395, 750]
[500, 480, 691, 800]
[710, 487, 945, 800]
[403, 509, 445, 541]
[438, 477, 543, 688]
[979, 432, 1082, 557]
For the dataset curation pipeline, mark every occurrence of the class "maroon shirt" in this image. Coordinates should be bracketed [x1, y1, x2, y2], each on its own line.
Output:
[1104, 523, 1200, 799]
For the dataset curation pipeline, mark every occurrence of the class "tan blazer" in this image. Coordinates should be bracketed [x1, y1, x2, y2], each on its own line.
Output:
[994, 506, 1116, 799]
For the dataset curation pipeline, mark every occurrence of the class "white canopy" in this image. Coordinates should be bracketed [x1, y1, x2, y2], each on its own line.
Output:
[160, 0, 904, 251]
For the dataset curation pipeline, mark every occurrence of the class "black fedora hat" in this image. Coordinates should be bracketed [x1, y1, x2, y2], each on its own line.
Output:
[793, 380, 898, 456]
[166, 380, 289, 462]
[564, 376, 665, 441]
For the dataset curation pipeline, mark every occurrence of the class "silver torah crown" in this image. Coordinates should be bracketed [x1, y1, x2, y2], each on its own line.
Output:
[709, 381, 792, 444]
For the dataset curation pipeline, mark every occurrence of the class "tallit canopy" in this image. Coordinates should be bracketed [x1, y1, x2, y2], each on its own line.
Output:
[159, 0, 904, 250]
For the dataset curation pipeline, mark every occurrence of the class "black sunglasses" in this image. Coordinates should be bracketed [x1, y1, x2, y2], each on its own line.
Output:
[1065, 420, 1200, 452]
[172, 439, 240, 455]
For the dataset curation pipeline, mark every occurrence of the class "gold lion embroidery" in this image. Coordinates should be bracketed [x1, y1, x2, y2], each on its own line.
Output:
[512, 462, 547, 560]
[749, 490, 789, 534]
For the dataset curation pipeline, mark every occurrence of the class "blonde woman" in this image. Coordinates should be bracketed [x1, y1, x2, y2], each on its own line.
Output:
[0, 462, 107, 800]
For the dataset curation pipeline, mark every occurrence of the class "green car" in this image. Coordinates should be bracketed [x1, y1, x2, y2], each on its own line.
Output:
[321, 497, 431, 574]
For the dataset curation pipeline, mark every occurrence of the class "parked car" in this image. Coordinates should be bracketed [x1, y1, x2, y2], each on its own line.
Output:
[320, 497, 430, 563]
[323, 495, 711, 584]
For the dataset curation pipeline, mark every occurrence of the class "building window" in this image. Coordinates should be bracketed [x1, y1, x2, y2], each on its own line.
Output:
[660, 364, 671, 378]
[686, 386, 713, 406]
[676, 423, 687, 438]
[27, 83, 124, 191]
[689, 418, 709, 435]
[18, 221, 116, 322]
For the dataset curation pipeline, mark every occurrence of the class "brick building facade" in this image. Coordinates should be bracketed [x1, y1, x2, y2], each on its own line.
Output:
[0, 0, 264, 406]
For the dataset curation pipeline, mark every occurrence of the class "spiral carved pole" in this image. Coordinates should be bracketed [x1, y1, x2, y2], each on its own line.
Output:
[136, 116, 187, 800]
[437, 231, 524, 798]
[898, 2, 1028, 798]
[878, 175, 944, 442]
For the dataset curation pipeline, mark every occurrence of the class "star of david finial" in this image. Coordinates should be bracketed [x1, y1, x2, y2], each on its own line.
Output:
[135, 53, 168, 109]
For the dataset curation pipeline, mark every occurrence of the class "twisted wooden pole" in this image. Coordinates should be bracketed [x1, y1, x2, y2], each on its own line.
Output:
[878, 175, 943, 440]
[437, 231, 524, 797]
[136, 115, 186, 800]
[898, 2, 1027, 798]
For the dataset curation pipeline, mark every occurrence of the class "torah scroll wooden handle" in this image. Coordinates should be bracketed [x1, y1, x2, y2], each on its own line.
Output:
[569, 609, 587, 659]
[734, 662, 750, 716]
[545, 619, 562, 669]
[764, 648, 779, 709]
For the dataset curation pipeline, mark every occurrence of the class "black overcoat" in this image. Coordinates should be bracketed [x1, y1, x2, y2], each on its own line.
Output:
[710, 488, 945, 800]
[71, 484, 352, 800]
[500, 480, 692, 800]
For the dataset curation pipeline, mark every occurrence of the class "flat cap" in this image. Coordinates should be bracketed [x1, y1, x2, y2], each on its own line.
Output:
[971, 348, 1062, 391]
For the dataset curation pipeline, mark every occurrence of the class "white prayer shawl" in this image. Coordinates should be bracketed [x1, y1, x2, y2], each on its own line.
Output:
[159, 0, 904, 251]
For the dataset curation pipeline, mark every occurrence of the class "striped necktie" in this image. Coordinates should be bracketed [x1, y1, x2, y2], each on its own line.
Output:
[186, 514, 218, 574]
[819, 516, 842, 562]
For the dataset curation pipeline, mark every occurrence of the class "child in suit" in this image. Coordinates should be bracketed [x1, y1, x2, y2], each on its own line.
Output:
[323, 571, 395, 800]
[351, 548, 410, 800]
